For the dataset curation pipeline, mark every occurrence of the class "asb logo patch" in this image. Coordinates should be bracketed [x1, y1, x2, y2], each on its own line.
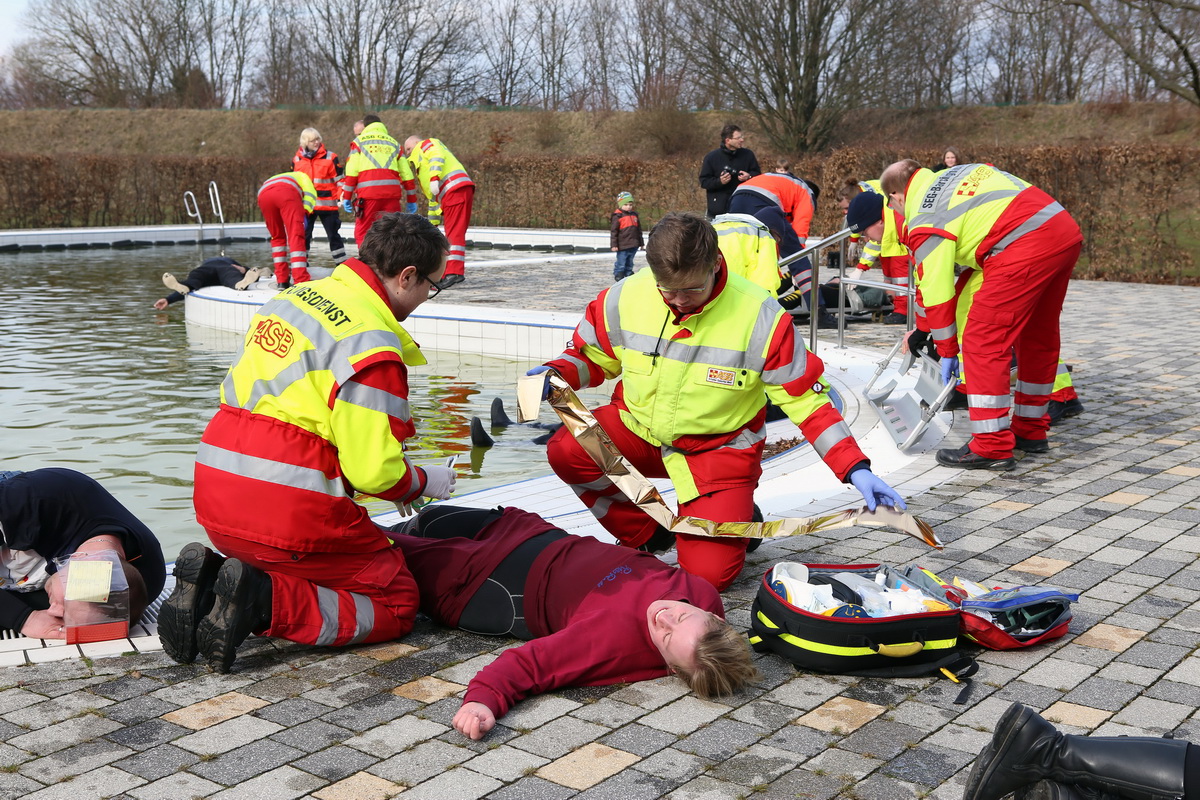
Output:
[706, 367, 736, 386]
[252, 318, 294, 357]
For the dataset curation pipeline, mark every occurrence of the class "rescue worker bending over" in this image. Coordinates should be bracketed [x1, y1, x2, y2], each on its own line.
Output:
[529, 212, 905, 591]
[170, 213, 457, 674]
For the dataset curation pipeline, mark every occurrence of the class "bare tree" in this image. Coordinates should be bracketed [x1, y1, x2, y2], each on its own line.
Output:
[1065, 0, 1200, 105]
[674, 0, 891, 152]
[474, 0, 537, 106]
[529, 0, 581, 110]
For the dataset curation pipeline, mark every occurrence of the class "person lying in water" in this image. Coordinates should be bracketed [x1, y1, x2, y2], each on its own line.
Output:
[390, 504, 760, 739]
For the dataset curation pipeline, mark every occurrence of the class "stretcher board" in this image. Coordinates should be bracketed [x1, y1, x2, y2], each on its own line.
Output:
[864, 350, 957, 452]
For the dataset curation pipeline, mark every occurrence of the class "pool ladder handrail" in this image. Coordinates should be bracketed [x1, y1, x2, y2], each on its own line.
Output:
[183, 183, 227, 254]
[208, 181, 226, 255]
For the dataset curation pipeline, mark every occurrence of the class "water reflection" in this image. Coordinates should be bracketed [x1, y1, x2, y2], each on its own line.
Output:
[0, 242, 581, 557]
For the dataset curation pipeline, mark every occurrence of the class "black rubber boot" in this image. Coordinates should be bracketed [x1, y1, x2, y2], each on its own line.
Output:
[965, 703, 1188, 800]
[637, 525, 676, 554]
[158, 543, 226, 664]
[1015, 781, 1112, 800]
[196, 559, 273, 674]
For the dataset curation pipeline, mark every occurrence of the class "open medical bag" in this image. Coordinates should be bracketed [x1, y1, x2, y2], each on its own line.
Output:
[748, 562, 974, 679]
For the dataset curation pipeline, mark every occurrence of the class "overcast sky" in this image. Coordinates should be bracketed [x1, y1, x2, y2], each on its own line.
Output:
[0, 0, 29, 55]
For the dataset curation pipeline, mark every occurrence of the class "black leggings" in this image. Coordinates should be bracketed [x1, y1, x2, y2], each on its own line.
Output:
[405, 505, 566, 640]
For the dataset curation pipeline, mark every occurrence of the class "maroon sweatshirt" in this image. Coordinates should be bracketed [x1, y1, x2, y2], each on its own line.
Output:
[393, 507, 723, 717]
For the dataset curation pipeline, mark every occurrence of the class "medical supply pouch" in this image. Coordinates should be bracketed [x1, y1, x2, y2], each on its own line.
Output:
[748, 563, 971, 679]
[54, 549, 131, 644]
[958, 585, 1078, 650]
[895, 565, 1078, 650]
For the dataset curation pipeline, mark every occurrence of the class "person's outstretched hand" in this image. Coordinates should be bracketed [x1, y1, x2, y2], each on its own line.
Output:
[849, 470, 907, 512]
[526, 365, 553, 400]
[341, 198, 354, 214]
[453, 702, 496, 740]
[22, 609, 65, 640]
[940, 355, 960, 386]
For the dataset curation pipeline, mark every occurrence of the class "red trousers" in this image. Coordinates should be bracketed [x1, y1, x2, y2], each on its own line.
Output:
[962, 239, 1080, 458]
[355, 197, 401, 245]
[880, 254, 911, 316]
[545, 404, 756, 591]
[440, 186, 474, 278]
[258, 184, 310, 285]
[206, 530, 418, 647]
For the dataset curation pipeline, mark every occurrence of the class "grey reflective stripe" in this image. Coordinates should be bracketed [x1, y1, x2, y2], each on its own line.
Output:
[1014, 404, 1048, 417]
[932, 323, 956, 340]
[913, 235, 949, 265]
[314, 585, 340, 646]
[971, 417, 1011, 433]
[358, 139, 400, 170]
[812, 421, 852, 457]
[573, 476, 617, 492]
[989, 201, 1066, 256]
[557, 354, 591, 376]
[258, 175, 301, 197]
[716, 222, 768, 238]
[735, 184, 781, 207]
[1056, 363, 1070, 377]
[272, 245, 287, 253]
[661, 423, 766, 462]
[890, 275, 910, 285]
[289, 250, 307, 259]
[197, 441, 347, 498]
[430, 156, 445, 169]
[347, 593, 375, 645]
[605, 282, 628, 350]
[336, 380, 411, 421]
[356, 178, 402, 188]
[713, 213, 768, 230]
[967, 394, 1011, 409]
[576, 316, 600, 349]
[1016, 380, 1054, 394]
[913, 165, 1025, 229]
[761, 333, 809, 385]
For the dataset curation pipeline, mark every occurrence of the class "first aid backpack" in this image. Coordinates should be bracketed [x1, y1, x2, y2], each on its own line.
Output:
[748, 562, 971, 678]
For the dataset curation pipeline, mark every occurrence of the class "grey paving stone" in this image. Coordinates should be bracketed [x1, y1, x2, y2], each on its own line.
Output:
[487, 776, 576, 800]
[126, 771, 224, 800]
[633, 746, 707, 783]
[90, 676, 166, 702]
[459, 744, 549, 783]
[317, 693, 417, 731]
[672, 718, 765, 760]
[291, 744, 379, 782]
[268, 719, 353, 752]
[853, 772, 924, 799]
[4, 690, 115, 730]
[765, 768, 847, 800]
[250, 697, 330, 727]
[367, 739, 471, 786]
[0, 772, 43, 800]
[840, 719, 927, 760]
[760, 722, 835, 758]
[883, 743, 977, 787]
[17, 739, 133, 784]
[706, 742, 802, 785]
[664, 774, 755, 799]
[300, 674, 397, 708]
[598, 722, 679, 757]
[1116, 641, 1190, 670]
[19, 765, 144, 799]
[508, 715, 610, 759]
[574, 769, 676, 799]
[570, 698, 646, 728]
[188, 740, 306, 785]
[207, 765, 326, 800]
[1064, 676, 1148, 711]
[6, 714, 124, 756]
[101, 695, 180, 726]
[384, 766, 500, 800]
[103, 718, 190, 752]
[110, 744, 202, 782]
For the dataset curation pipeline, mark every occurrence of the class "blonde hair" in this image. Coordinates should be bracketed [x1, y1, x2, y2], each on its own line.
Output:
[674, 615, 760, 698]
[299, 128, 322, 149]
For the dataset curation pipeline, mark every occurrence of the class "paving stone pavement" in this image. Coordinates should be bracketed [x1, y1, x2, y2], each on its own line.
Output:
[3, 263, 1199, 799]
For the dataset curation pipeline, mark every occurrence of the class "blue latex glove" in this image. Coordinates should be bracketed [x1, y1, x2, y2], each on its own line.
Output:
[940, 355, 960, 386]
[526, 365, 553, 400]
[341, 198, 354, 214]
[406, 202, 419, 214]
[849, 469, 907, 512]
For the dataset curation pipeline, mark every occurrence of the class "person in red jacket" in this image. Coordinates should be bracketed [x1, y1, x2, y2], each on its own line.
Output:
[256, 170, 315, 288]
[389, 504, 760, 740]
[293, 128, 347, 265]
[728, 172, 832, 327]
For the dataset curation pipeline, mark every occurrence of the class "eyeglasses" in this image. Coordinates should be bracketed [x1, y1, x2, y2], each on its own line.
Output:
[420, 273, 442, 298]
[656, 272, 715, 298]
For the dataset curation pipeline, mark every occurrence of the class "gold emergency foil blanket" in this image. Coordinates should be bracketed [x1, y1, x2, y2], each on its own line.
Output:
[516, 372, 942, 549]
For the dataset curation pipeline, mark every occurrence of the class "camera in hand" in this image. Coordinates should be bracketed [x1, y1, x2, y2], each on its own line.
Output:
[722, 165, 738, 178]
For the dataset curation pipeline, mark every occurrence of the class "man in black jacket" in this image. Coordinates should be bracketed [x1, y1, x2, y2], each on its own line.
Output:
[698, 124, 761, 219]
[0, 469, 166, 639]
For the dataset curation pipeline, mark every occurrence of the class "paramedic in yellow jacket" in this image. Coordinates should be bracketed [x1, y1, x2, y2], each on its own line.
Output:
[836, 179, 911, 324]
[528, 212, 906, 591]
[882, 159, 1082, 471]
[404, 136, 475, 290]
[186, 213, 457, 674]
[711, 213, 784, 295]
[341, 117, 419, 247]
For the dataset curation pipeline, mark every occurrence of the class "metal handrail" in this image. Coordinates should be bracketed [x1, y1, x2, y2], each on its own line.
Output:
[183, 191, 203, 243]
[777, 227, 856, 354]
[208, 182, 226, 254]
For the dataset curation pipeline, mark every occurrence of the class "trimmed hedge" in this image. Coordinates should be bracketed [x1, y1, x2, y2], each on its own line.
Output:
[9, 146, 1197, 283]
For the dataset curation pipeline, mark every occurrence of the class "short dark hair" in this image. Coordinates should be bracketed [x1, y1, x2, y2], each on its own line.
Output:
[646, 212, 718, 282]
[358, 213, 448, 280]
[720, 123, 741, 143]
[361, 114, 382, 126]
